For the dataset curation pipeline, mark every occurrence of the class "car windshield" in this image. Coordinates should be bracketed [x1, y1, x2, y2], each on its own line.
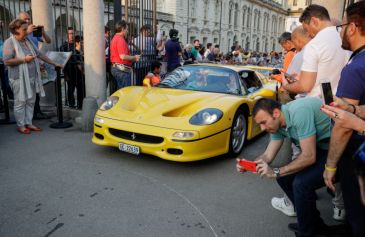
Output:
[157, 66, 241, 95]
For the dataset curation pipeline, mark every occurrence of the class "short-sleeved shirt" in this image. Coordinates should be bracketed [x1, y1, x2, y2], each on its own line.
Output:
[301, 26, 349, 97]
[27, 35, 42, 49]
[271, 97, 331, 150]
[336, 50, 365, 142]
[165, 40, 181, 68]
[110, 34, 132, 66]
[3, 38, 40, 80]
[283, 49, 296, 73]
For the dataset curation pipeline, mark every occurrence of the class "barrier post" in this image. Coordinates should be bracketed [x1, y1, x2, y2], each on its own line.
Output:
[50, 67, 72, 129]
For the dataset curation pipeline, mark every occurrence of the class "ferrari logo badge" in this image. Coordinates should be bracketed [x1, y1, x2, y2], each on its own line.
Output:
[131, 133, 136, 140]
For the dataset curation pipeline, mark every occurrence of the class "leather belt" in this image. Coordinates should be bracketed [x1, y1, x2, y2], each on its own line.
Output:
[112, 63, 132, 72]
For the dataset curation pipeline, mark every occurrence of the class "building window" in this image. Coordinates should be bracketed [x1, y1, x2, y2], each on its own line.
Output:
[247, 8, 251, 28]
[242, 8, 246, 27]
[229, 1, 233, 25]
[293, 0, 298, 6]
[204, 0, 208, 20]
[191, 0, 196, 18]
[190, 36, 196, 44]
[214, 38, 218, 43]
[234, 3, 238, 27]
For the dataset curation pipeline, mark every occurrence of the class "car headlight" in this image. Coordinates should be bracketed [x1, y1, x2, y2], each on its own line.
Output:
[189, 108, 223, 125]
[100, 96, 119, 111]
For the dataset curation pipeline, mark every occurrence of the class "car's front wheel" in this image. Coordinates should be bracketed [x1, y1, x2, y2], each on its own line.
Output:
[228, 109, 247, 157]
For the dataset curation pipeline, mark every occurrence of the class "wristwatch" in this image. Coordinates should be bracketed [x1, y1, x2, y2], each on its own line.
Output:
[273, 168, 281, 178]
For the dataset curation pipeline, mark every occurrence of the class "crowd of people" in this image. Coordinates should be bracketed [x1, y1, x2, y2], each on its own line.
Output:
[236, 2, 365, 237]
[1, 2, 365, 237]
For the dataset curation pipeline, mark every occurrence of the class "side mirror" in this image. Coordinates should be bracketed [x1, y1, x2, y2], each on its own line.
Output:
[250, 88, 275, 99]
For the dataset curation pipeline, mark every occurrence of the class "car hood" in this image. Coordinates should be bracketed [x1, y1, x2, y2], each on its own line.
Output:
[97, 86, 241, 129]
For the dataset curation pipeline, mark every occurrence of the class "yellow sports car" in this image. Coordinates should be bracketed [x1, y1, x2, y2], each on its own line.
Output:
[92, 64, 276, 162]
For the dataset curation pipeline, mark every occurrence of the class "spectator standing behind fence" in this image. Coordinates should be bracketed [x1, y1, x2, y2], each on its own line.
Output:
[2, 19, 62, 134]
[59, 27, 84, 109]
[133, 25, 154, 85]
[110, 20, 140, 90]
[105, 26, 111, 87]
[165, 29, 182, 72]
[18, 11, 51, 120]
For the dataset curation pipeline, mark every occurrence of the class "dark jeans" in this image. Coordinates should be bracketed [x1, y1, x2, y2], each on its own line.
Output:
[339, 141, 365, 237]
[277, 147, 328, 237]
[111, 67, 131, 89]
[66, 71, 85, 109]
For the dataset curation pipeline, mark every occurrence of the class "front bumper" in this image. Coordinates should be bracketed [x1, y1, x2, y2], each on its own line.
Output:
[92, 115, 231, 162]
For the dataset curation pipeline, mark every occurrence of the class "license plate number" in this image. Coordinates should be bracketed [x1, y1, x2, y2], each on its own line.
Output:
[118, 143, 140, 155]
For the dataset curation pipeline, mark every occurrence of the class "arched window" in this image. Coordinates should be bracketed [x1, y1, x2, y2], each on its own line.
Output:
[247, 8, 251, 28]
[242, 7, 246, 27]
[191, 0, 197, 18]
[229, 1, 233, 25]
[215, 0, 221, 23]
[234, 3, 239, 27]
[204, 0, 209, 20]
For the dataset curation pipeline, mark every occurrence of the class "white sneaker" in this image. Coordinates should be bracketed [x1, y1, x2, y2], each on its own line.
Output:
[333, 206, 346, 221]
[271, 196, 297, 217]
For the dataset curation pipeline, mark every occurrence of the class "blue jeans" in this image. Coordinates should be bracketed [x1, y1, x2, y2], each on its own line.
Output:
[276, 148, 328, 237]
[111, 67, 131, 89]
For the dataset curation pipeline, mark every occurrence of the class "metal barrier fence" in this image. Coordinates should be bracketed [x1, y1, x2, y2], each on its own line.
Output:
[0, 0, 157, 112]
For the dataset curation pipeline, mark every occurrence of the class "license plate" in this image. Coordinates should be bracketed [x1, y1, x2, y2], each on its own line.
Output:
[118, 143, 140, 155]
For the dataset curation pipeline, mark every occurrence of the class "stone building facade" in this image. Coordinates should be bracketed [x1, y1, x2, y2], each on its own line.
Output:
[157, 0, 289, 53]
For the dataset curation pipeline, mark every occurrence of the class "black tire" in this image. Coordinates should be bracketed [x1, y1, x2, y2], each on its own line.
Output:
[227, 109, 247, 157]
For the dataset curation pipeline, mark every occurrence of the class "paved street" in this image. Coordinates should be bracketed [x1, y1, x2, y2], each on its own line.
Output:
[0, 120, 337, 237]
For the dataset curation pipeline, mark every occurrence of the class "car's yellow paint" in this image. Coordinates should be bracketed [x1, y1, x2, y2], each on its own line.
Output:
[92, 65, 277, 162]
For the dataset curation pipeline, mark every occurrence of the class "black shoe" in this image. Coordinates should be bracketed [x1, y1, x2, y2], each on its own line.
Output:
[288, 222, 351, 236]
[33, 112, 50, 120]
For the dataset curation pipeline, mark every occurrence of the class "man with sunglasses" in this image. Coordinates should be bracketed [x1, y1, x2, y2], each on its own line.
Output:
[322, 1, 365, 236]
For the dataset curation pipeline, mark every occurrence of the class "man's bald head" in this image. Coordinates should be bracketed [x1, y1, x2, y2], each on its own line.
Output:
[291, 26, 311, 51]
[18, 11, 31, 23]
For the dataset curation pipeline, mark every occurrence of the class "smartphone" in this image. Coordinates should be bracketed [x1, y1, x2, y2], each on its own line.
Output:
[271, 69, 296, 83]
[238, 160, 257, 172]
[33, 26, 42, 37]
[321, 82, 334, 105]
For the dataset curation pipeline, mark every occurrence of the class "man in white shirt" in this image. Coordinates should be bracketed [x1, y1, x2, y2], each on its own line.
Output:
[282, 5, 348, 98]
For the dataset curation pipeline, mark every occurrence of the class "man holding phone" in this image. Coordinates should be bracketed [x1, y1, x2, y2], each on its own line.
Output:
[18, 11, 51, 119]
[323, 1, 365, 236]
[237, 97, 334, 236]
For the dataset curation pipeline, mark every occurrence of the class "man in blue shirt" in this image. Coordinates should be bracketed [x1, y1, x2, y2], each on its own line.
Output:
[18, 12, 51, 119]
[237, 98, 335, 236]
[323, 2, 365, 236]
[165, 29, 182, 72]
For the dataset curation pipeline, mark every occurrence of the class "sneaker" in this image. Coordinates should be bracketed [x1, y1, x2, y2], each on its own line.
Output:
[271, 196, 297, 217]
[333, 206, 346, 222]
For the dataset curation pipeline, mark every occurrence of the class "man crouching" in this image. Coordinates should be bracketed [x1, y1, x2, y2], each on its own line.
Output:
[237, 97, 332, 237]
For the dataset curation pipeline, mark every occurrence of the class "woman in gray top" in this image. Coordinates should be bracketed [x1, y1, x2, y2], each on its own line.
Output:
[3, 19, 62, 134]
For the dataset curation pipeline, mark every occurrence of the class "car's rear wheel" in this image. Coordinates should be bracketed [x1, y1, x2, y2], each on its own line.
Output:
[228, 109, 247, 157]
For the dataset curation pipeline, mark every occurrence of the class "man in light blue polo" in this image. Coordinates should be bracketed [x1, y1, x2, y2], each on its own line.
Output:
[237, 97, 333, 236]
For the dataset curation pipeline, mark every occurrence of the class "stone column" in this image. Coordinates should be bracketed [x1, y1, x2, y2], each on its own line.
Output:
[31, 0, 56, 109]
[31, 0, 55, 52]
[83, 0, 106, 105]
